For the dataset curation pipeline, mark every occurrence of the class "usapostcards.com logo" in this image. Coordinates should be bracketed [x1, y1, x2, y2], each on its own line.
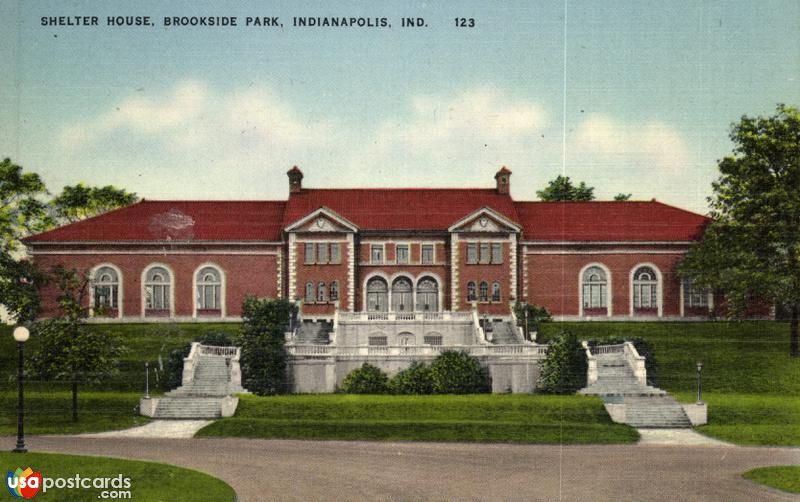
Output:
[7, 467, 132, 499]
[6, 468, 41, 499]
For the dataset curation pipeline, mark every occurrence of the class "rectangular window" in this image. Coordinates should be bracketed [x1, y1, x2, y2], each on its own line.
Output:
[423, 335, 443, 346]
[396, 244, 409, 264]
[467, 243, 478, 264]
[421, 244, 434, 264]
[491, 243, 503, 264]
[684, 280, 709, 308]
[479, 243, 490, 264]
[330, 243, 341, 264]
[371, 245, 383, 264]
[317, 242, 328, 264]
[304, 243, 315, 264]
[368, 336, 388, 346]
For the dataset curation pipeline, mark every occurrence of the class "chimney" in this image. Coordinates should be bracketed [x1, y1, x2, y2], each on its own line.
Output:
[287, 165, 303, 194]
[494, 166, 511, 194]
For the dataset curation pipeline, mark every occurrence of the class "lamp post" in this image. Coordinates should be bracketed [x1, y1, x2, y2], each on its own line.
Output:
[696, 361, 704, 403]
[12, 326, 30, 453]
[144, 362, 150, 399]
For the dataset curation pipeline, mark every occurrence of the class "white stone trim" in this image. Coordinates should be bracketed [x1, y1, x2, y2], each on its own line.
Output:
[140, 262, 176, 318]
[509, 234, 517, 301]
[191, 262, 227, 318]
[579, 262, 613, 318]
[360, 271, 444, 313]
[347, 233, 355, 312]
[284, 206, 359, 232]
[31, 250, 280, 255]
[276, 250, 283, 299]
[362, 272, 391, 312]
[89, 263, 124, 319]
[451, 233, 460, 310]
[524, 249, 685, 255]
[288, 234, 297, 300]
[447, 207, 522, 233]
[629, 262, 663, 318]
[522, 245, 529, 301]
[521, 240, 695, 246]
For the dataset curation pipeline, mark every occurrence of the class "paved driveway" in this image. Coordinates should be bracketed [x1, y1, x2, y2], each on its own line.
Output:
[20, 436, 800, 501]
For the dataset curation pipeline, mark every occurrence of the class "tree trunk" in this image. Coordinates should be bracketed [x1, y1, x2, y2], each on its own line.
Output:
[791, 303, 799, 357]
[72, 379, 78, 422]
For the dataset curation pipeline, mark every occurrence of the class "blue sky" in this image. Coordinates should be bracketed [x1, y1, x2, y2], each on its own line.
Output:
[1, 0, 798, 213]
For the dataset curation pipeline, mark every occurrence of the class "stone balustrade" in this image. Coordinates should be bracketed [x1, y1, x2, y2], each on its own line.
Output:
[287, 343, 547, 358]
[337, 311, 473, 323]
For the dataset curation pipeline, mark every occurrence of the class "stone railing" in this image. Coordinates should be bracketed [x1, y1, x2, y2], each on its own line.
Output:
[470, 304, 489, 344]
[623, 341, 647, 385]
[287, 344, 547, 358]
[200, 345, 239, 357]
[589, 343, 625, 355]
[337, 311, 473, 323]
[182, 342, 201, 386]
[582, 341, 598, 385]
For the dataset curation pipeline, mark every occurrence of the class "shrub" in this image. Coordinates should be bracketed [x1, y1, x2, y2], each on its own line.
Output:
[240, 297, 297, 395]
[429, 350, 490, 394]
[538, 331, 587, 394]
[389, 361, 433, 394]
[513, 302, 552, 339]
[341, 363, 390, 394]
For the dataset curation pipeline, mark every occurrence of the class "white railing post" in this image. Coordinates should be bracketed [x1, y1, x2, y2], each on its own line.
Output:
[471, 302, 488, 344]
[623, 341, 647, 385]
[230, 347, 243, 388]
[182, 342, 201, 386]
[582, 341, 598, 385]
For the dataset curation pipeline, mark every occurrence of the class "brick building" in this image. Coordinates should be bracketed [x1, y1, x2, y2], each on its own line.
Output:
[25, 166, 717, 323]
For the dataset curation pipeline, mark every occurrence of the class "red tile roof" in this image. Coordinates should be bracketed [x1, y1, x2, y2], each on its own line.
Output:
[23, 190, 709, 244]
[24, 200, 286, 243]
[514, 201, 709, 241]
[282, 188, 519, 231]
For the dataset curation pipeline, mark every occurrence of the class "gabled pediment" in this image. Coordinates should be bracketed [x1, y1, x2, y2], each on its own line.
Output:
[448, 207, 521, 233]
[285, 206, 359, 233]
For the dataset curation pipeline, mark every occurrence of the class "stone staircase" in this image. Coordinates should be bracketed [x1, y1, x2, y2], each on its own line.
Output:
[150, 347, 246, 419]
[489, 321, 522, 344]
[580, 351, 692, 428]
[295, 321, 333, 344]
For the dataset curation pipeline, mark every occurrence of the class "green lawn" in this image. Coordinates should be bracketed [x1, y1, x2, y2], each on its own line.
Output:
[0, 391, 148, 434]
[742, 466, 800, 494]
[541, 322, 800, 446]
[0, 323, 240, 393]
[0, 451, 235, 501]
[197, 394, 640, 443]
[539, 321, 800, 395]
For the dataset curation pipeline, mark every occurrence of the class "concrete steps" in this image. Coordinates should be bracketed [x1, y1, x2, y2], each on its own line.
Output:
[154, 353, 243, 419]
[579, 352, 690, 428]
[490, 321, 522, 344]
[296, 321, 332, 344]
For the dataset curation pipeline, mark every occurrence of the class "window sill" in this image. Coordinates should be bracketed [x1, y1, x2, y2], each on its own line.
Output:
[197, 309, 222, 317]
[145, 309, 171, 317]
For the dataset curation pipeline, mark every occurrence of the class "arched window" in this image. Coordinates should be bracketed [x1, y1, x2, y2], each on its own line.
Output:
[398, 332, 415, 346]
[93, 266, 119, 315]
[318, 282, 327, 302]
[144, 266, 171, 314]
[582, 266, 608, 314]
[305, 282, 315, 303]
[330, 281, 339, 302]
[196, 266, 222, 312]
[632, 266, 659, 313]
[467, 281, 477, 302]
[479, 281, 489, 302]
[366, 277, 388, 312]
[492, 282, 501, 302]
[416, 277, 439, 311]
[391, 277, 413, 312]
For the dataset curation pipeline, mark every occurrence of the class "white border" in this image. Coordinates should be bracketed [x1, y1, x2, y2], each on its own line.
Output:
[629, 263, 663, 317]
[579, 262, 612, 318]
[89, 263, 123, 319]
[192, 262, 226, 318]
[141, 262, 176, 318]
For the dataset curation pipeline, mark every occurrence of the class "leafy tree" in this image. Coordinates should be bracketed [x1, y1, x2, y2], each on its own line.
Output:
[27, 266, 125, 420]
[0, 158, 51, 252]
[389, 361, 433, 395]
[536, 175, 595, 201]
[0, 254, 46, 323]
[50, 183, 138, 224]
[429, 350, 490, 394]
[680, 104, 800, 356]
[614, 193, 633, 201]
[341, 363, 390, 394]
[513, 302, 552, 340]
[538, 331, 587, 394]
[239, 296, 296, 395]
